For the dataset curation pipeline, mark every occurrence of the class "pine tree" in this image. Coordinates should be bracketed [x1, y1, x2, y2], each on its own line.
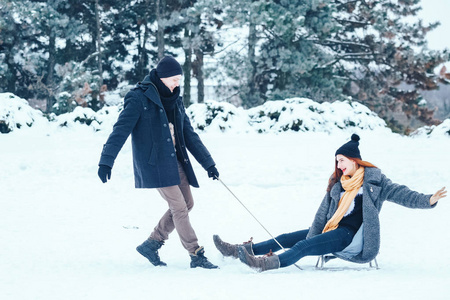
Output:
[0, 0, 22, 94]
[217, 0, 448, 131]
[325, 0, 448, 132]
[0, 0, 46, 99]
[215, 0, 265, 107]
[174, 0, 221, 105]
[218, 0, 341, 107]
[35, 0, 80, 112]
[55, 0, 126, 113]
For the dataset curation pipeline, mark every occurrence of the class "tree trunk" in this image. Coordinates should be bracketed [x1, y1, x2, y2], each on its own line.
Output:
[136, 19, 149, 80]
[5, 54, 17, 94]
[4, 21, 18, 94]
[95, 0, 103, 86]
[194, 49, 204, 103]
[46, 31, 56, 113]
[136, 20, 144, 80]
[246, 14, 260, 107]
[248, 20, 257, 92]
[156, 0, 165, 59]
[183, 28, 192, 108]
[141, 2, 150, 77]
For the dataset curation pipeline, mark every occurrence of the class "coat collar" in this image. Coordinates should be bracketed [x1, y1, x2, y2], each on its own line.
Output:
[330, 180, 342, 201]
[362, 167, 382, 201]
[330, 167, 382, 201]
[363, 167, 382, 185]
[143, 82, 184, 113]
[143, 82, 164, 109]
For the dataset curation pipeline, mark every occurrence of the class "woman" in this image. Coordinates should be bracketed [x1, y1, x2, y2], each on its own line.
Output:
[213, 134, 447, 272]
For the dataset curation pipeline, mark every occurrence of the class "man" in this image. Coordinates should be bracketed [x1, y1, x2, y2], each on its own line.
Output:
[97, 56, 219, 269]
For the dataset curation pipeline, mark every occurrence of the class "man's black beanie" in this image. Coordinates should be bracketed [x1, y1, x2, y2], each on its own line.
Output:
[156, 56, 183, 78]
[335, 134, 362, 159]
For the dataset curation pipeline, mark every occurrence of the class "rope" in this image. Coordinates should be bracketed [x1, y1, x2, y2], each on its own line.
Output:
[216, 177, 302, 270]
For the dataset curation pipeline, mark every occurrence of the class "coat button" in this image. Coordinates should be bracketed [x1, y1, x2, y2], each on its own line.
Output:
[163, 123, 167, 127]
[160, 109, 163, 113]
[171, 153, 175, 157]
[167, 138, 171, 142]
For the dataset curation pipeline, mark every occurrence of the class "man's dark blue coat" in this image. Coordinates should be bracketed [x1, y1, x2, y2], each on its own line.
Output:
[99, 82, 215, 188]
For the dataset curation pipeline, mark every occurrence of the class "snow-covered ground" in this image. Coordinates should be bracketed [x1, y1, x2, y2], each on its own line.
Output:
[1, 96, 450, 299]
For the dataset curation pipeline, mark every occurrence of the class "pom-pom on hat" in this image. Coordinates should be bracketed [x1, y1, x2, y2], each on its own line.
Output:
[156, 56, 183, 78]
[335, 134, 362, 159]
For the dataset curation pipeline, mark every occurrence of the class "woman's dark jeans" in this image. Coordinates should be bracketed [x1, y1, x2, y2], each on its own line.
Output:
[252, 227, 355, 268]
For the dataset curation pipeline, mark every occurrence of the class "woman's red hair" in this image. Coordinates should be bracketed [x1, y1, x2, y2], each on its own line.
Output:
[326, 157, 377, 192]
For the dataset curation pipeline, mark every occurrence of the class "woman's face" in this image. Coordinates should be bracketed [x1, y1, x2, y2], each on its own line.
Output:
[336, 155, 358, 177]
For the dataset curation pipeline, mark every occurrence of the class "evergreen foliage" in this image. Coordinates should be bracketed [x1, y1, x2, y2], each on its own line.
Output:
[0, 0, 448, 132]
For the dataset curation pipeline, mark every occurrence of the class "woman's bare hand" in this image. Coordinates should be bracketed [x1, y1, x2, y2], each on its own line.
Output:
[430, 187, 447, 205]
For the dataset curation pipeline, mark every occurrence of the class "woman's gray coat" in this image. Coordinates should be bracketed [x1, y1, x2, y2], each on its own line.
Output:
[99, 83, 215, 188]
[306, 167, 435, 263]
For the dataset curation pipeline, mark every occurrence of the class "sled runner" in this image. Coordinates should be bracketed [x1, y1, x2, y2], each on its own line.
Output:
[315, 255, 379, 270]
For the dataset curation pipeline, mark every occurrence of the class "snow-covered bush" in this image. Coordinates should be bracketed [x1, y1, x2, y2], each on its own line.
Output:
[185, 98, 387, 133]
[186, 98, 388, 134]
[410, 119, 450, 138]
[52, 106, 102, 130]
[247, 98, 387, 133]
[57, 62, 103, 112]
[53, 91, 76, 115]
[3, 92, 449, 138]
[0, 93, 45, 133]
[187, 100, 248, 132]
[94, 104, 123, 131]
[49, 104, 123, 132]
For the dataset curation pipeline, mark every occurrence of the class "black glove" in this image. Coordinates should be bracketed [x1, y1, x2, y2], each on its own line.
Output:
[207, 166, 219, 180]
[98, 165, 112, 183]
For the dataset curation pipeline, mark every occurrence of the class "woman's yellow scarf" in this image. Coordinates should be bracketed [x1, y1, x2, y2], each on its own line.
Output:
[322, 167, 365, 233]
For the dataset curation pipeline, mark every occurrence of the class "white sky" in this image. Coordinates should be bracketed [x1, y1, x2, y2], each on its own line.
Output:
[419, 0, 450, 50]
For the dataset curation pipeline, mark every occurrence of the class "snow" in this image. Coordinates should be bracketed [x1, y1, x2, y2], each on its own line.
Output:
[411, 118, 450, 138]
[0, 93, 47, 132]
[187, 98, 390, 134]
[1, 94, 450, 299]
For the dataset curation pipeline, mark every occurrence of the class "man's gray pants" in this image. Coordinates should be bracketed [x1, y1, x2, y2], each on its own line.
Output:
[150, 161, 199, 253]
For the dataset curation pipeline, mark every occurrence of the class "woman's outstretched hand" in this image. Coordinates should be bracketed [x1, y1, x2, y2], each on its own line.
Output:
[430, 187, 447, 205]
